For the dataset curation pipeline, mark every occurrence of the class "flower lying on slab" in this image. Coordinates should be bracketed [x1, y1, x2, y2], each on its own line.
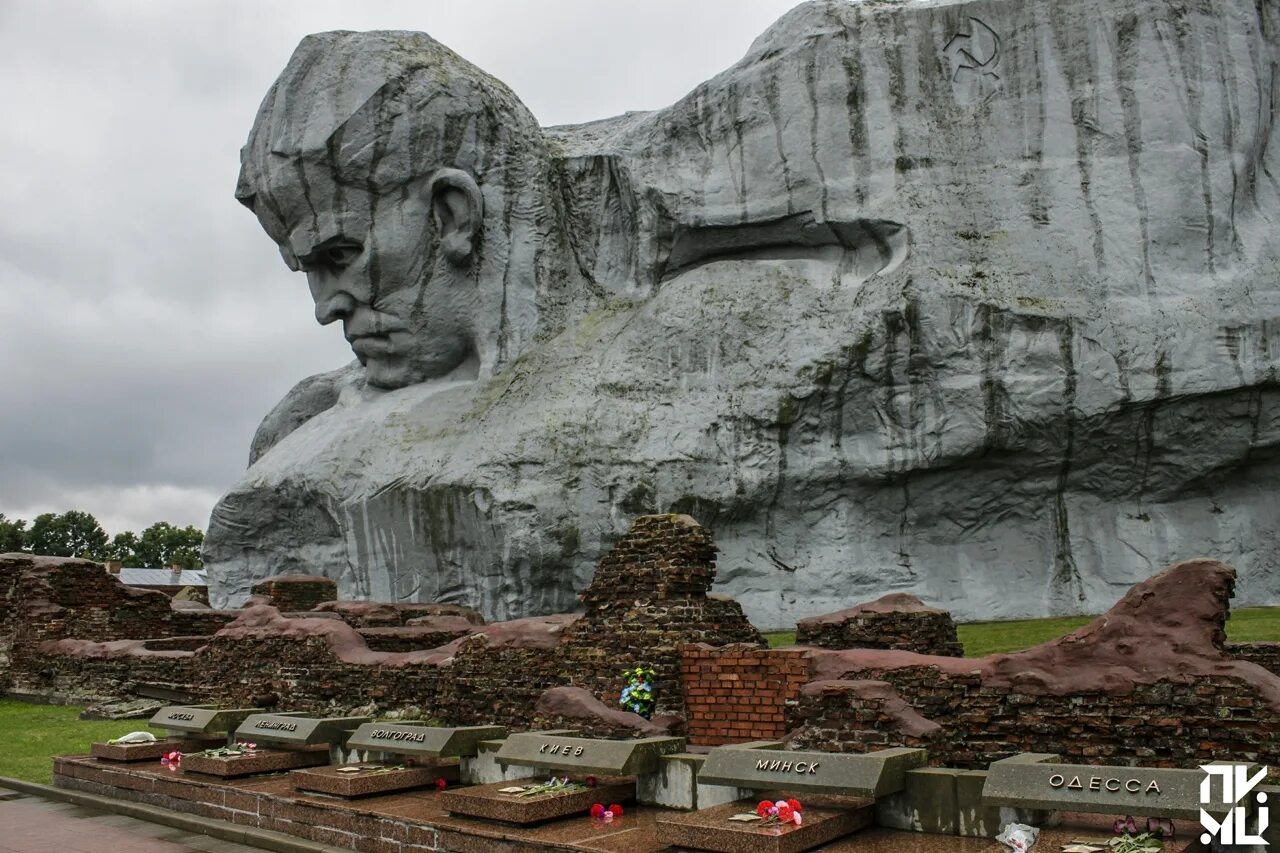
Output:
[193, 742, 261, 759]
[729, 799, 804, 826]
[504, 777, 588, 798]
[1108, 830, 1165, 853]
[435, 777, 448, 791]
[1111, 816, 1172, 845]
[160, 750, 182, 770]
[110, 731, 157, 745]
[589, 803, 625, 822]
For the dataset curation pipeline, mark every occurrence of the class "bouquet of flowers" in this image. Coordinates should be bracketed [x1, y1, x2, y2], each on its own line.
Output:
[590, 802, 625, 822]
[619, 665, 656, 719]
[728, 799, 804, 826]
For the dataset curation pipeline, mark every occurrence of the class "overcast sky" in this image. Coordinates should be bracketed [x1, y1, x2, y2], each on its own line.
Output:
[0, 0, 801, 538]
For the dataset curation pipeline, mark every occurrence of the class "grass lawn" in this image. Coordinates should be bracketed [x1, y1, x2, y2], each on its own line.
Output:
[763, 606, 1280, 657]
[0, 700, 157, 783]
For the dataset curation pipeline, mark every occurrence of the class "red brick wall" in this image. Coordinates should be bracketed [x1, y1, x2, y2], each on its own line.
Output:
[785, 666, 1280, 769]
[680, 644, 811, 745]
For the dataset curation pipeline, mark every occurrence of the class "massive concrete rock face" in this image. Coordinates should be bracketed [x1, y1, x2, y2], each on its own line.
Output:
[206, 0, 1280, 627]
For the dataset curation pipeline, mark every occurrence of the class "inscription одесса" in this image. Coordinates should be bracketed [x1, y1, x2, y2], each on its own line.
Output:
[1049, 773, 1162, 795]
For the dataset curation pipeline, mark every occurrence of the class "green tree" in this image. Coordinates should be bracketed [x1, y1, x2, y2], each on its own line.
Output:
[0, 514, 28, 553]
[107, 530, 142, 566]
[134, 521, 204, 569]
[27, 510, 109, 560]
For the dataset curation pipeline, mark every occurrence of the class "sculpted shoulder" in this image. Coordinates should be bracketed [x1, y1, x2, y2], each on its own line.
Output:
[248, 362, 363, 465]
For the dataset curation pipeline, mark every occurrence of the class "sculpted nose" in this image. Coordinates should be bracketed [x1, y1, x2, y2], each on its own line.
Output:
[315, 291, 356, 325]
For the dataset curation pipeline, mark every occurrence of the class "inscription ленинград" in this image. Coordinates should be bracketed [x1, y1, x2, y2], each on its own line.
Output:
[255, 721, 298, 732]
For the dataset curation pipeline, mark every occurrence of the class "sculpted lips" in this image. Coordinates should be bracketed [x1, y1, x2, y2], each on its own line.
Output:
[349, 334, 396, 358]
[346, 313, 407, 360]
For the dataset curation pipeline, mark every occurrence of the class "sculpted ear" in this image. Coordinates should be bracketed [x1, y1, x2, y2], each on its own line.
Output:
[428, 168, 483, 266]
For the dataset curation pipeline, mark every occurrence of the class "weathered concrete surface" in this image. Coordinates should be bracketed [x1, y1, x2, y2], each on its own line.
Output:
[207, 0, 1280, 627]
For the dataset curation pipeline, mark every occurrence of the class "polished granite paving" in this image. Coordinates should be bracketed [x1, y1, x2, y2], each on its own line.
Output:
[0, 790, 272, 853]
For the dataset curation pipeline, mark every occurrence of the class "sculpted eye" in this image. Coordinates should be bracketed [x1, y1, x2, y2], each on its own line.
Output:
[323, 243, 362, 267]
[301, 240, 362, 272]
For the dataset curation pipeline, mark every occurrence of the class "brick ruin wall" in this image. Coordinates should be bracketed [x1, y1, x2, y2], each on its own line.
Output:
[250, 574, 338, 612]
[10, 543, 1280, 772]
[795, 596, 964, 657]
[5, 516, 763, 736]
[787, 669, 1280, 768]
[1227, 642, 1280, 677]
[678, 644, 1280, 768]
[0, 554, 237, 697]
[680, 645, 810, 745]
[681, 561, 1280, 769]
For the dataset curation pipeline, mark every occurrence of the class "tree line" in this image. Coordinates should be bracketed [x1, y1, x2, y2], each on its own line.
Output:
[0, 510, 203, 569]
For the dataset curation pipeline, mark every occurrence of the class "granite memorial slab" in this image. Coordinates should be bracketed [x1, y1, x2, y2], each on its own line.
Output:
[495, 732, 684, 777]
[290, 759, 460, 798]
[697, 746, 927, 797]
[181, 744, 331, 777]
[439, 775, 634, 825]
[233, 713, 371, 747]
[655, 799, 875, 853]
[148, 705, 264, 738]
[982, 757, 1258, 820]
[346, 723, 506, 759]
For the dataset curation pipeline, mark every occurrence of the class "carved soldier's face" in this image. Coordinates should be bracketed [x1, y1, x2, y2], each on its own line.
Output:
[269, 164, 485, 390]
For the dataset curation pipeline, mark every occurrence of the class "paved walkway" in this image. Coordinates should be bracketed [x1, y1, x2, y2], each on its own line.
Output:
[0, 791, 267, 853]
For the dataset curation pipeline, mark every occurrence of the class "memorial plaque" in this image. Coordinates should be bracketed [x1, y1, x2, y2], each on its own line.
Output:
[182, 744, 330, 777]
[656, 800, 875, 853]
[346, 723, 506, 758]
[697, 746, 927, 797]
[440, 776, 636, 825]
[291, 760, 460, 797]
[234, 713, 371, 747]
[981, 758, 1256, 820]
[495, 732, 684, 777]
[148, 705, 263, 736]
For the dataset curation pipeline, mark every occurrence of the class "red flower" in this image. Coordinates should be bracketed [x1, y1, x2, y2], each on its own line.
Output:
[609, 804, 624, 817]
[585, 775, 598, 787]
[590, 803, 605, 819]
[786, 798, 802, 813]
[757, 800, 773, 818]
[434, 777, 448, 791]
[776, 803, 795, 823]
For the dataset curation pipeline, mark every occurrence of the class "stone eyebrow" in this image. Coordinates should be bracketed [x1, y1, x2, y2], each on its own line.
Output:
[288, 226, 356, 262]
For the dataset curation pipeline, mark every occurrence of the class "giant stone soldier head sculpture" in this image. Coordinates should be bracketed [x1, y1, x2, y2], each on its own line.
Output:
[235, 32, 555, 389]
[207, 1, 1280, 626]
